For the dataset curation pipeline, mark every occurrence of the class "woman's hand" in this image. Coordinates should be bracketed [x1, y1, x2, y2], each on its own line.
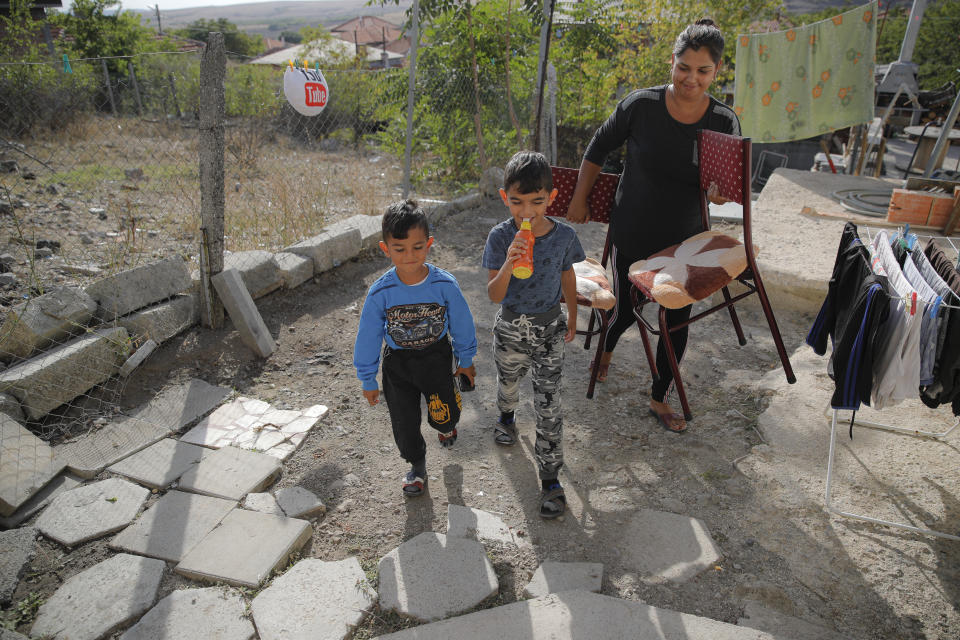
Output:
[566, 198, 590, 224]
[707, 182, 731, 205]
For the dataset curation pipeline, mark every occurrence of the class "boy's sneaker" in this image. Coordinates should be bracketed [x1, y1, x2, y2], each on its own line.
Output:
[494, 412, 516, 446]
[402, 468, 426, 497]
[438, 428, 457, 448]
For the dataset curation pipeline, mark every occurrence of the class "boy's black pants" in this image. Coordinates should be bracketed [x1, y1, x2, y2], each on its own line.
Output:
[382, 337, 462, 465]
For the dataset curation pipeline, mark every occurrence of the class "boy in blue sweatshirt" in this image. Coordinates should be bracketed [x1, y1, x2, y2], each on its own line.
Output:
[354, 200, 477, 497]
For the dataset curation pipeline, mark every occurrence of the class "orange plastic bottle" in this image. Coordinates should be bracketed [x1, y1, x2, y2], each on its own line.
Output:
[512, 219, 535, 279]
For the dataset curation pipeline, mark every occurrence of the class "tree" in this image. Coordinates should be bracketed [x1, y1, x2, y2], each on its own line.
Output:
[49, 0, 161, 73]
[173, 18, 265, 58]
[279, 30, 303, 44]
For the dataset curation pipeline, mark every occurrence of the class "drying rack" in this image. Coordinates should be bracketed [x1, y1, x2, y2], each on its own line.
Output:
[823, 225, 960, 541]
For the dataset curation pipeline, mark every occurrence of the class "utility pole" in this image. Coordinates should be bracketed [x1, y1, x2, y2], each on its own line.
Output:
[152, 4, 163, 35]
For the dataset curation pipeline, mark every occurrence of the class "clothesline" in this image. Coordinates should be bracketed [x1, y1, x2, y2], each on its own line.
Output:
[860, 225, 960, 261]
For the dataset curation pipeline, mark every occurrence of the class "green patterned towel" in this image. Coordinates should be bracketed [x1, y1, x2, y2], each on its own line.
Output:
[733, 1, 876, 143]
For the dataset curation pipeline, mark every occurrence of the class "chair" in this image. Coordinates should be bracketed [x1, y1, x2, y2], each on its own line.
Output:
[546, 166, 619, 399]
[627, 130, 796, 420]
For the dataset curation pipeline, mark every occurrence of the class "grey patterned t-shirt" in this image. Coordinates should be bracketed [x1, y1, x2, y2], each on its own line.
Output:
[482, 217, 586, 314]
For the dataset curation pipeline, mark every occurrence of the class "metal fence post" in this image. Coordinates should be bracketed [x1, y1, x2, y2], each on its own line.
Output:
[198, 33, 226, 329]
[403, 0, 420, 199]
[127, 60, 143, 117]
[102, 59, 117, 116]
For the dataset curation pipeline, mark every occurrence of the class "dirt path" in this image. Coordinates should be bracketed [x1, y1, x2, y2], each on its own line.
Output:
[17, 197, 958, 639]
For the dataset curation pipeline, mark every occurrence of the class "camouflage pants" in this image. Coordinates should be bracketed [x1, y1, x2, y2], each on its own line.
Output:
[493, 310, 566, 479]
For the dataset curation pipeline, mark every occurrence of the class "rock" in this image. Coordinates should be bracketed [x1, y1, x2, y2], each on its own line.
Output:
[0, 527, 37, 604]
[275, 486, 326, 519]
[0, 287, 96, 362]
[0, 273, 15, 287]
[480, 166, 505, 198]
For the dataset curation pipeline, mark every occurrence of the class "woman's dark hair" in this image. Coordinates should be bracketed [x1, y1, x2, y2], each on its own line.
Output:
[673, 18, 725, 65]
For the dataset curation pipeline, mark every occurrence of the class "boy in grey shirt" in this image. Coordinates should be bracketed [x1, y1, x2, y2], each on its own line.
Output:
[481, 151, 585, 518]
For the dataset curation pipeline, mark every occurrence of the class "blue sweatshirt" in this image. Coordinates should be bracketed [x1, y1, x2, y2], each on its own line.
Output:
[353, 264, 478, 391]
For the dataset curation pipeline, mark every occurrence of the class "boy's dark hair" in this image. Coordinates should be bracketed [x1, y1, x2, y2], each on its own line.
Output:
[673, 18, 725, 65]
[382, 199, 429, 241]
[502, 150, 553, 194]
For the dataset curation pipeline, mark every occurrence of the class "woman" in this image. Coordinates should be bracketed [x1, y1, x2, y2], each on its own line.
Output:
[566, 18, 739, 434]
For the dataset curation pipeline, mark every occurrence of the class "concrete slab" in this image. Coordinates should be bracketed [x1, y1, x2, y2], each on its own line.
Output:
[378, 532, 498, 621]
[243, 492, 284, 516]
[0, 415, 65, 516]
[223, 250, 283, 299]
[119, 587, 254, 640]
[0, 392, 23, 422]
[176, 445, 281, 501]
[110, 490, 235, 562]
[374, 590, 784, 640]
[338, 213, 382, 250]
[0, 286, 96, 362]
[119, 338, 158, 377]
[275, 485, 325, 519]
[106, 438, 207, 489]
[36, 477, 149, 546]
[0, 629, 29, 640]
[31, 553, 164, 640]
[522, 561, 603, 598]
[0, 526, 36, 604]
[57, 378, 229, 478]
[737, 601, 850, 640]
[274, 251, 313, 289]
[447, 504, 529, 547]
[176, 508, 312, 588]
[617, 509, 721, 583]
[0, 327, 129, 420]
[283, 225, 361, 274]
[211, 268, 276, 358]
[0, 472, 82, 529]
[180, 397, 327, 460]
[252, 557, 376, 640]
[85, 256, 192, 321]
[118, 294, 198, 344]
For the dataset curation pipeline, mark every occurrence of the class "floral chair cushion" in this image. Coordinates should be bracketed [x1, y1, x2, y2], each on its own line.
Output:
[573, 258, 616, 310]
[628, 230, 756, 309]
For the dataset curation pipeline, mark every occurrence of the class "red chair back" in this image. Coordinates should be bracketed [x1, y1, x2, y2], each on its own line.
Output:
[546, 166, 619, 224]
[697, 130, 749, 205]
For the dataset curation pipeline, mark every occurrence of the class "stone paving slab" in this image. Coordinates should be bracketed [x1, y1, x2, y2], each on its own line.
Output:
[0, 414, 65, 516]
[36, 477, 149, 547]
[617, 509, 722, 583]
[180, 397, 327, 460]
[110, 490, 235, 562]
[119, 587, 255, 640]
[31, 553, 165, 640]
[0, 526, 36, 604]
[275, 486, 325, 518]
[176, 508, 312, 587]
[522, 561, 603, 598]
[0, 327, 129, 420]
[378, 532, 498, 621]
[243, 492, 284, 515]
[106, 438, 208, 489]
[0, 472, 83, 529]
[176, 445, 281, 501]
[374, 590, 784, 640]
[252, 557, 376, 640]
[57, 378, 230, 478]
[85, 256, 191, 320]
[447, 504, 529, 547]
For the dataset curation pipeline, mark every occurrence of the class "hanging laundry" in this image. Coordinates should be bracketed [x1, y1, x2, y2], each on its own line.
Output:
[733, 1, 876, 143]
[920, 240, 960, 414]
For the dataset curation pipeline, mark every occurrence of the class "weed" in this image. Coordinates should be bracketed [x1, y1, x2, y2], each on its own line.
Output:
[0, 592, 45, 630]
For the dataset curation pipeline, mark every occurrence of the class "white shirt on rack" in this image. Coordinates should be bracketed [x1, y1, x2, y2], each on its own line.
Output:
[869, 231, 924, 408]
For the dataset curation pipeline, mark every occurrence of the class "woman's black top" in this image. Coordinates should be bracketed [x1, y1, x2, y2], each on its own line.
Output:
[583, 85, 740, 262]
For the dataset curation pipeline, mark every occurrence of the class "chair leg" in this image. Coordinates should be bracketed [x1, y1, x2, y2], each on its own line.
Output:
[586, 310, 608, 399]
[722, 286, 747, 346]
[659, 305, 692, 421]
[751, 272, 797, 384]
[584, 309, 597, 351]
[631, 286, 658, 380]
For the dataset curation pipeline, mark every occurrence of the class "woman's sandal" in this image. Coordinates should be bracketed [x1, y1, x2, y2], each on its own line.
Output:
[648, 407, 687, 434]
[402, 469, 427, 497]
[539, 483, 566, 519]
[494, 419, 517, 446]
[438, 428, 457, 448]
[589, 358, 610, 383]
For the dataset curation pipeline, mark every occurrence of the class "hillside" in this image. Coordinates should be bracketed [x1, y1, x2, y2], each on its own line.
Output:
[136, 0, 412, 39]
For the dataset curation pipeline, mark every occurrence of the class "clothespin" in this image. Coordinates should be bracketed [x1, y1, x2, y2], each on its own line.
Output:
[62, 54, 72, 74]
[314, 62, 320, 72]
[910, 291, 917, 315]
[931, 294, 943, 319]
[288, 59, 293, 70]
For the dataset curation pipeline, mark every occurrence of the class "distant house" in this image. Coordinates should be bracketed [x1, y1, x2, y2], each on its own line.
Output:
[0, 0, 63, 53]
[247, 37, 404, 70]
[330, 15, 410, 58]
[262, 37, 287, 55]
